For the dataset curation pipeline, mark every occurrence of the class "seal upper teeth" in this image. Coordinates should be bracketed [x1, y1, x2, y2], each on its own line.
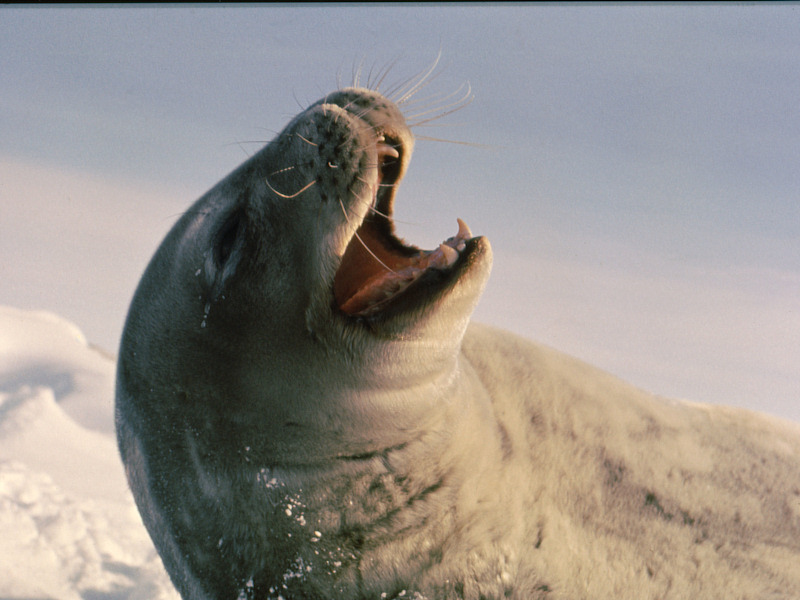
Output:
[376, 140, 400, 160]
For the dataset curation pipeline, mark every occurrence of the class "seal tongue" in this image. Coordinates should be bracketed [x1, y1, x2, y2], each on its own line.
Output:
[334, 218, 473, 316]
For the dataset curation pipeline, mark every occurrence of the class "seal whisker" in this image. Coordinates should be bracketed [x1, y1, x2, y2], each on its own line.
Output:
[350, 175, 404, 222]
[268, 165, 298, 176]
[368, 59, 400, 93]
[398, 80, 471, 111]
[389, 69, 444, 108]
[362, 61, 378, 90]
[352, 187, 391, 218]
[382, 72, 422, 103]
[337, 198, 396, 274]
[335, 66, 344, 91]
[386, 51, 442, 105]
[265, 176, 317, 200]
[339, 98, 367, 118]
[292, 89, 308, 113]
[352, 57, 366, 89]
[351, 229, 396, 275]
[364, 201, 416, 226]
[164, 207, 213, 222]
[224, 140, 272, 147]
[406, 85, 474, 128]
[413, 135, 490, 149]
[367, 204, 392, 219]
[295, 133, 319, 147]
[402, 82, 473, 121]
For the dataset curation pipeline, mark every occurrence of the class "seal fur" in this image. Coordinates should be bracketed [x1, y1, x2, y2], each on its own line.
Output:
[116, 76, 800, 599]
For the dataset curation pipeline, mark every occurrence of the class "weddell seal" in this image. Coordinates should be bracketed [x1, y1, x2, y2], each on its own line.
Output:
[116, 69, 800, 600]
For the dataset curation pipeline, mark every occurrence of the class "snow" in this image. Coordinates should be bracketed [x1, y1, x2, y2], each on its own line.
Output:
[0, 306, 178, 600]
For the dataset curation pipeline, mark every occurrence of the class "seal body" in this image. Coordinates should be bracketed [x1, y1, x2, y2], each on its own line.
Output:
[116, 85, 800, 600]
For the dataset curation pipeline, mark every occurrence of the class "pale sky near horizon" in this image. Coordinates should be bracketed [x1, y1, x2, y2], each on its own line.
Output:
[2, 4, 799, 420]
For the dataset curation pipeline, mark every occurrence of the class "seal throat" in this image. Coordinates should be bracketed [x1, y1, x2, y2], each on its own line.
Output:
[332, 138, 474, 317]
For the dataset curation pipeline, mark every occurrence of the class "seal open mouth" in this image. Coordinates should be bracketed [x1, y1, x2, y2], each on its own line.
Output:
[332, 136, 475, 318]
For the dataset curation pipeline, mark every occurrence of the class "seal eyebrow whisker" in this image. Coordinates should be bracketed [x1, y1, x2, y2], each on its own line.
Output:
[337, 198, 396, 274]
[265, 176, 317, 200]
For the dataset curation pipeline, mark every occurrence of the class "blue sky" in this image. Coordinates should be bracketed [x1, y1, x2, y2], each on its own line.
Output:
[2, 5, 798, 420]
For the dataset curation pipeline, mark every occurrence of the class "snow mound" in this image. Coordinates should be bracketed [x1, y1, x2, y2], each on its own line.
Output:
[0, 306, 115, 434]
[0, 306, 177, 600]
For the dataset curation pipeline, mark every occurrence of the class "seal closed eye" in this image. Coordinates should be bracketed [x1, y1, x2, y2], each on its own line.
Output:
[215, 210, 244, 268]
[116, 77, 800, 600]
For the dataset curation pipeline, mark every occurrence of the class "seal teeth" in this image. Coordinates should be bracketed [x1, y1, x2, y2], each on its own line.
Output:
[439, 243, 459, 267]
[456, 218, 472, 240]
[377, 141, 400, 160]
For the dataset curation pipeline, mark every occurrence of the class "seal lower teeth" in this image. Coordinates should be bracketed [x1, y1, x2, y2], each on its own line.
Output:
[439, 244, 458, 267]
